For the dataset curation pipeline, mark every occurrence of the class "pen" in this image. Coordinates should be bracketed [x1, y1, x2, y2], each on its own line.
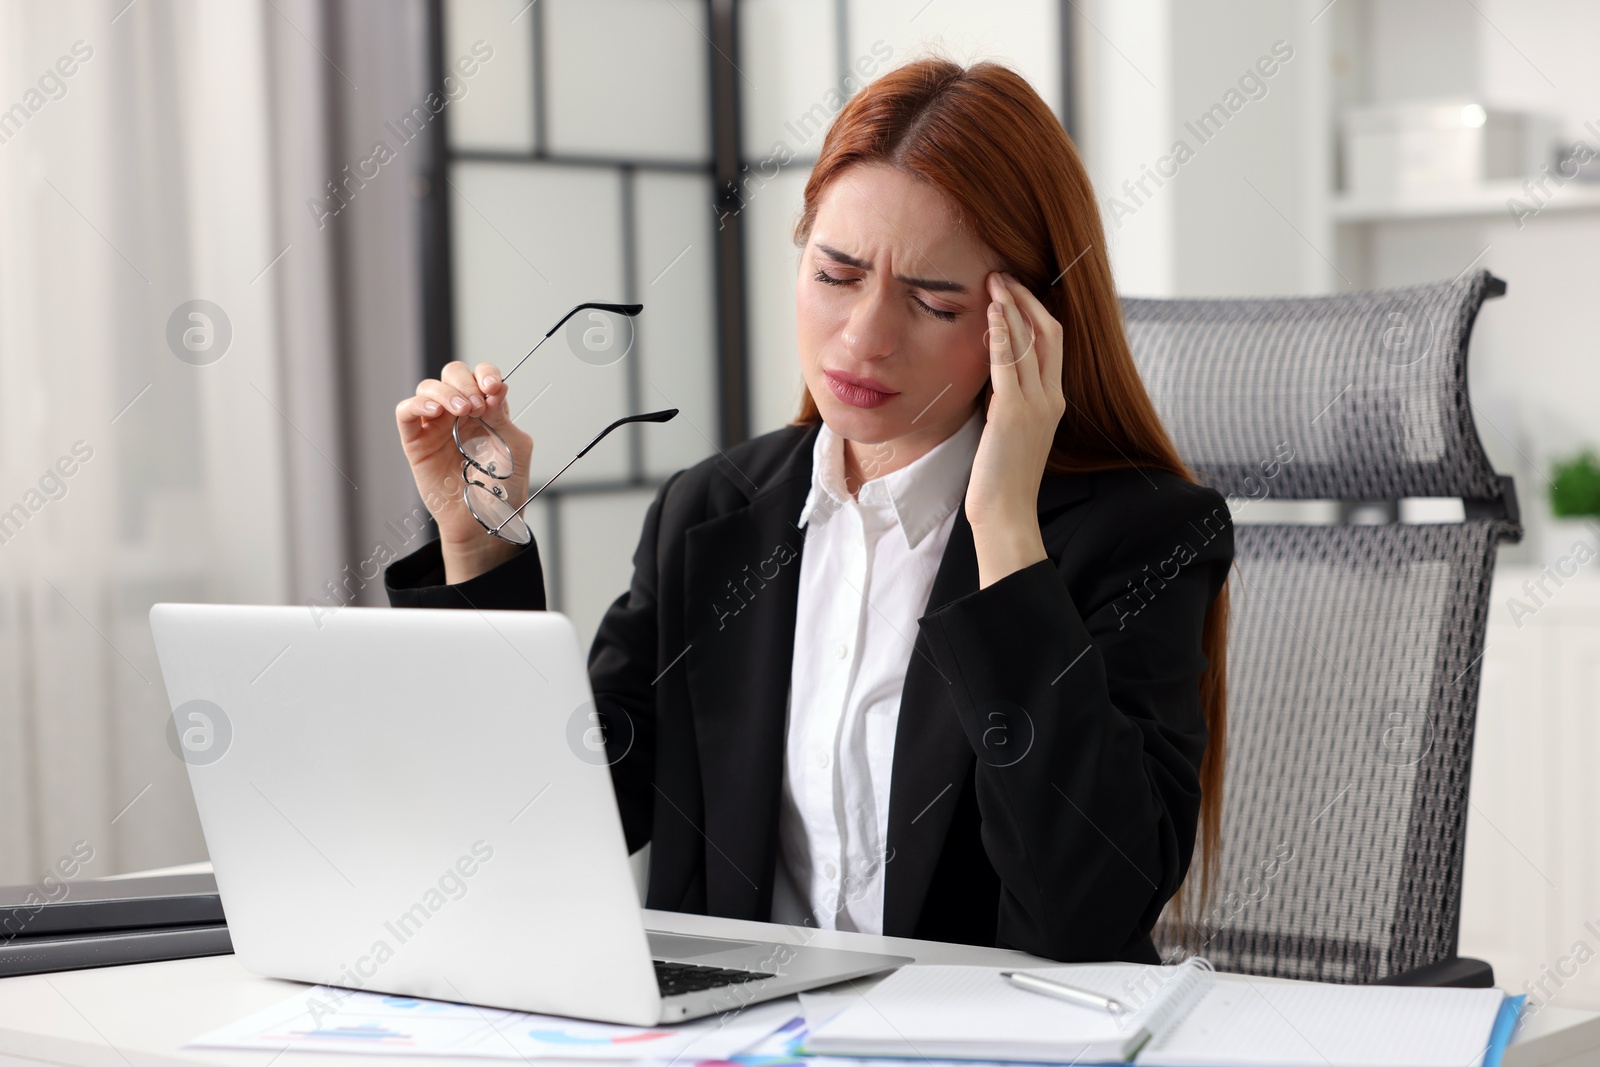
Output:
[999, 971, 1128, 1016]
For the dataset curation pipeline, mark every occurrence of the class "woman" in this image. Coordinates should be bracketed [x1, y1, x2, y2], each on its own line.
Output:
[385, 57, 1231, 965]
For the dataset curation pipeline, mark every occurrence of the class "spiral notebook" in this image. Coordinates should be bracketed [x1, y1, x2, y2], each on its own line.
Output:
[799, 958, 1521, 1067]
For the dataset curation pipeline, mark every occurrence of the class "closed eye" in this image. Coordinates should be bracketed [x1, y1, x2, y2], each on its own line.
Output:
[912, 297, 959, 323]
[811, 269, 960, 323]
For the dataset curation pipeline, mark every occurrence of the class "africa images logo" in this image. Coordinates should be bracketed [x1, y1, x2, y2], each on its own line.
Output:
[166, 300, 233, 366]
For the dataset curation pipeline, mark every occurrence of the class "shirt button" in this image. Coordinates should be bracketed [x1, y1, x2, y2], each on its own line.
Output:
[825, 862, 838, 880]
[833, 642, 849, 660]
[815, 751, 830, 769]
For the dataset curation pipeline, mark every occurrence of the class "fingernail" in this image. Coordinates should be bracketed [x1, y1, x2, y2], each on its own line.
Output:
[425, 401, 441, 414]
[483, 375, 500, 389]
[449, 397, 466, 413]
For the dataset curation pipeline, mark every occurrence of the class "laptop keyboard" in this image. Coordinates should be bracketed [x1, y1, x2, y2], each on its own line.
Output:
[652, 959, 776, 996]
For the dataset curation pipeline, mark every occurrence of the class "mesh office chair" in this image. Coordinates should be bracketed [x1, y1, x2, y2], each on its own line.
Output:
[1125, 270, 1521, 987]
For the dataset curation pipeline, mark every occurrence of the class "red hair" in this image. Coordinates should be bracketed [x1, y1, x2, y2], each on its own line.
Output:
[789, 56, 1228, 936]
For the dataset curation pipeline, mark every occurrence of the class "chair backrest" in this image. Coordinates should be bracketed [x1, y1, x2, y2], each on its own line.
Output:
[1125, 270, 1522, 983]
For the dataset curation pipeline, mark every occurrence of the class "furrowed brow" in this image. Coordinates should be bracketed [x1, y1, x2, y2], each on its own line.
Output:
[815, 243, 969, 295]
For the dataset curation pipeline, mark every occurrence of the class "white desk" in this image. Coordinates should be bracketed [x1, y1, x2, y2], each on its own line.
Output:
[2, 906, 1598, 1067]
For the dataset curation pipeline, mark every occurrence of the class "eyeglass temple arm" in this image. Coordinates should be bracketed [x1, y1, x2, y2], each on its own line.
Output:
[499, 302, 644, 383]
[492, 408, 678, 531]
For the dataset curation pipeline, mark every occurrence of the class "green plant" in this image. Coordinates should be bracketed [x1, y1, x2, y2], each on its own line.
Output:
[1550, 449, 1600, 517]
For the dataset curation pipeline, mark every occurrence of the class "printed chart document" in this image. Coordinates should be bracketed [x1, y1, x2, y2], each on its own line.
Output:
[800, 959, 1522, 1067]
[187, 983, 798, 1060]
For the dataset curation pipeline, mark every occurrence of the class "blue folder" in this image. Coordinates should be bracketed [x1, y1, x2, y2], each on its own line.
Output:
[1483, 994, 1528, 1067]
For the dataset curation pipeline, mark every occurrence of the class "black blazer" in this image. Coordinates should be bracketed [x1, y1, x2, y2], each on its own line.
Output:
[385, 419, 1233, 964]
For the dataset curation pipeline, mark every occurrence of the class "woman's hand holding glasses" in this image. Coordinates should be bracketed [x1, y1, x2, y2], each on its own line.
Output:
[396, 358, 533, 582]
[394, 303, 677, 587]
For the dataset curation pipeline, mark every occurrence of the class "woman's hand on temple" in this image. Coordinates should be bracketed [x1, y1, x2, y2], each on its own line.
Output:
[394, 361, 533, 581]
[966, 272, 1066, 588]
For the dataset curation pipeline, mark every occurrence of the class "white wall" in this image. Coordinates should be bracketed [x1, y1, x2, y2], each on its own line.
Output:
[1168, 2, 1308, 297]
[1073, 0, 1176, 296]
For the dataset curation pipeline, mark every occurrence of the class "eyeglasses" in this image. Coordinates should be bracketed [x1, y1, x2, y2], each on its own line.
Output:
[454, 302, 678, 545]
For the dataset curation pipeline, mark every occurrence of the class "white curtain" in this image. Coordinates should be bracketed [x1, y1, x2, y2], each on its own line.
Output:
[0, 0, 428, 883]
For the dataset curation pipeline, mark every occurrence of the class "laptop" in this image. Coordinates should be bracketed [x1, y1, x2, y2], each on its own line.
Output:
[148, 602, 911, 1026]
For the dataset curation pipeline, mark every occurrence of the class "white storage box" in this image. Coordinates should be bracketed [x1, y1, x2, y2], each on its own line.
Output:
[1341, 99, 1553, 195]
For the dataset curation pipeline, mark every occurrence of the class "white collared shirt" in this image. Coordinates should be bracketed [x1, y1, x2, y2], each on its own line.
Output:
[770, 406, 985, 934]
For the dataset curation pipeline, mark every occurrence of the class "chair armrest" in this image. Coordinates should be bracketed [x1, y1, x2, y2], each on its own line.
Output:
[1379, 956, 1495, 987]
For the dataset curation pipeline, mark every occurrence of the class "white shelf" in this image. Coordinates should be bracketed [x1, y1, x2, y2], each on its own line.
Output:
[1331, 179, 1600, 222]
